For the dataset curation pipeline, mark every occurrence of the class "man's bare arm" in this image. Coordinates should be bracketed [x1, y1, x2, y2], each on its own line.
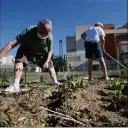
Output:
[0, 39, 20, 58]
[81, 32, 86, 40]
[46, 50, 52, 63]
[100, 35, 105, 50]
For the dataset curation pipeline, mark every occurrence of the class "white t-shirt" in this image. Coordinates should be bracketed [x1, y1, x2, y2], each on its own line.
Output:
[85, 27, 105, 43]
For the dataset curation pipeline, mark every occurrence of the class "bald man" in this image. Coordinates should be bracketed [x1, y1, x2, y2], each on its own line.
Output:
[0, 18, 61, 92]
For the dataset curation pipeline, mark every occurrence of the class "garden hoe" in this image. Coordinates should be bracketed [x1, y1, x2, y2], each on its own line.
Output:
[103, 50, 128, 70]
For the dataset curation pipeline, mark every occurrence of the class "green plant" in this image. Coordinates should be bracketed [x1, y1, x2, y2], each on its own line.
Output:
[108, 79, 124, 91]
[58, 76, 87, 93]
[0, 65, 13, 85]
[0, 117, 11, 127]
[108, 79, 125, 99]
[108, 90, 122, 99]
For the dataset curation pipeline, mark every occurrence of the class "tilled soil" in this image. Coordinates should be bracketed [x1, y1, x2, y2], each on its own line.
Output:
[0, 79, 128, 127]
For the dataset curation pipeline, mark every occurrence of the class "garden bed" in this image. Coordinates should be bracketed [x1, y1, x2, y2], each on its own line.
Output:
[0, 75, 128, 127]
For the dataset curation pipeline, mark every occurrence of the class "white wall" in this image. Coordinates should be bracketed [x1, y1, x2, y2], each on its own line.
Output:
[75, 25, 92, 51]
[0, 55, 15, 65]
[66, 36, 76, 52]
[66, 25, 93, 71]
[35, 67, 42, 72]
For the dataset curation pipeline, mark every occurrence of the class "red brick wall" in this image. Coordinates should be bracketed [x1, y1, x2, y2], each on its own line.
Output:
[103, 24, 117, 59]
[104, 34, 117, 59]
[103, 24, 115, 29]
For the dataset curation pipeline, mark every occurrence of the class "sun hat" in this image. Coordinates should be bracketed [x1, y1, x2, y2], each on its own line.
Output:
[95, 22, 103, 28]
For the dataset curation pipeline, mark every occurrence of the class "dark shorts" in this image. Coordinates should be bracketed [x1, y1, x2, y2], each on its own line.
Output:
[15, 46, 54, 68]
[85, 41, 103, 59]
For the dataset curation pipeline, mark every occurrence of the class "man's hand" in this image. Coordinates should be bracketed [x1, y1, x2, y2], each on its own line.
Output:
[43, 51, 52, 68]
[43, 61, 49, 68]
[81, 32, 86, 40]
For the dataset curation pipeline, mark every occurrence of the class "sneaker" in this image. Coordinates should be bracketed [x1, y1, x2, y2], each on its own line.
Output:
[52, 82, 62, 86]
[4, 84, 20, 92]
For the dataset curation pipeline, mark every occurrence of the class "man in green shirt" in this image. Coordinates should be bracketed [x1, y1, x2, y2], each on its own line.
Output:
[0, 18, 61, 92]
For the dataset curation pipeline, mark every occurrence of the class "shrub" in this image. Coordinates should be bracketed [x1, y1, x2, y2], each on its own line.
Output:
[0, 64, 14, 85]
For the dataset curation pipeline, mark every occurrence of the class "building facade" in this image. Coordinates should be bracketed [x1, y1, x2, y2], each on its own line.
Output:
[0, 55, 15, 65]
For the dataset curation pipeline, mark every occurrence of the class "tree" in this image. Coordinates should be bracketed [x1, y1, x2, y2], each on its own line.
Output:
[52, 55, 67, 72]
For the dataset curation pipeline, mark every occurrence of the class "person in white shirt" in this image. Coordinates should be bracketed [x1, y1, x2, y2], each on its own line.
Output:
[81, 22, 109, 81]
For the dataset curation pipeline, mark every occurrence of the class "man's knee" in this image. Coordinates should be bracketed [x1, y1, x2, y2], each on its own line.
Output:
[15, 67, 23, 72]
[99, 57, 106, 66]
[88, 59, 93, 64]
[99, 57, 104, 63]
[14, 61, 24, 72]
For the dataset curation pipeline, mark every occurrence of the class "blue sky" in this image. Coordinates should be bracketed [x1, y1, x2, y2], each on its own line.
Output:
[1, 0, 127, 56]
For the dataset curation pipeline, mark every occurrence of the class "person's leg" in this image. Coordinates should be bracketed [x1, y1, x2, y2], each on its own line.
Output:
[14, 61, 24, 79]
[37, 55, 61, 85]
[5, 46, 28, 92]
[95, 44, 109, 80]
[5, 61, 24, 91]
[99, 57, 109, 80]
[88, 59, 93, 81]
[47, 60, 62, 85]
[48, 67, 59, 83]
[85, 43, 94, 81]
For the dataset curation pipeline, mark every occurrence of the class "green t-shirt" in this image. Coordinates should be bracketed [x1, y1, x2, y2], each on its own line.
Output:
[16, 25, 53, 53]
